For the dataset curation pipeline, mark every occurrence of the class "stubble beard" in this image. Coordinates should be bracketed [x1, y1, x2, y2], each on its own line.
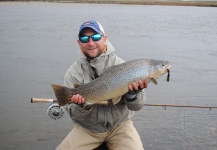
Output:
[84, 49, 102, 60]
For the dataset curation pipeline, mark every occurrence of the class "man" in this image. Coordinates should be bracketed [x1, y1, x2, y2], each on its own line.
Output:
[56, 20, 148, 150]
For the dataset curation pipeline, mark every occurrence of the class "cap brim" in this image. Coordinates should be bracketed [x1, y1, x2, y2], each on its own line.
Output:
[78, 26, 102, 37]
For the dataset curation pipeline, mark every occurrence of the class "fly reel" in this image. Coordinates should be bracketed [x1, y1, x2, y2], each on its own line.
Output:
[47, 103, 65, 120]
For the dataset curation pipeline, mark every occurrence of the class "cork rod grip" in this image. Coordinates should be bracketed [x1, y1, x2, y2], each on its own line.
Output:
[31, 98, 57, 103]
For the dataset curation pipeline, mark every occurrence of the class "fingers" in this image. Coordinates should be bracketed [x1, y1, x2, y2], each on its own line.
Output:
[143, 80, 148, 88]
[138, 80, 144, 89]
[128, 80, 148, 91]
[71, 94, 85, 104]
[128, 82, 137, 91]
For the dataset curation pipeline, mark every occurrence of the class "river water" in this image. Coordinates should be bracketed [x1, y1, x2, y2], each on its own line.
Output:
[0, 2, 217, 150]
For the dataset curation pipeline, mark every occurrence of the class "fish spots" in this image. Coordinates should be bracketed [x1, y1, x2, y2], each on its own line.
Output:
[52, 59, 171, 106]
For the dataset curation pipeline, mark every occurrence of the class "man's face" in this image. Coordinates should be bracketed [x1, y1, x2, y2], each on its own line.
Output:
[78, 28, 107, 59]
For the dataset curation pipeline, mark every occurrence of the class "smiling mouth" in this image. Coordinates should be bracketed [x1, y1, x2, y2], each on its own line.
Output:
[88, 48, 97, 51]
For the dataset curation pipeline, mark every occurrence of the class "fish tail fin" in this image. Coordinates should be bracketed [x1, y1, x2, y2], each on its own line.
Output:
[51, 84, 72, 106]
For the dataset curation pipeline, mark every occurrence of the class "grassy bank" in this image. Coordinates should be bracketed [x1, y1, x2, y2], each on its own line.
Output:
[1, 0, 217, 7]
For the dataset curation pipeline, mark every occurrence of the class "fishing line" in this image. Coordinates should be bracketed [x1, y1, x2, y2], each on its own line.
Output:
[176, 108, 211, 149]
[178, 108, 192, 138]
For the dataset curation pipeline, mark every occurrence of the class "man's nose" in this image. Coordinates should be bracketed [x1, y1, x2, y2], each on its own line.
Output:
[87, 38, 95, 45]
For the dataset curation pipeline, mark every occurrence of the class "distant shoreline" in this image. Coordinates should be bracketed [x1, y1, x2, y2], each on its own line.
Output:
[1, 0, 217, 7]
[62, 0, 217, 7]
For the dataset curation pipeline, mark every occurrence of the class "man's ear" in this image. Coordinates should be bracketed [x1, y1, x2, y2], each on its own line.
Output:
[103, 35, 107, 44]
[77, 39, 81, 46]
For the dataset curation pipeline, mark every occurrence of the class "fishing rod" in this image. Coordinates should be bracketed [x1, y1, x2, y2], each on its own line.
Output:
[31, 98, 217, 120]
[31, 98, 217, 109]
[143, 104, 217, 110]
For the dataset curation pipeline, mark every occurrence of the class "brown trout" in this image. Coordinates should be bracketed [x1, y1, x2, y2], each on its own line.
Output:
[52, 59, 171, 106]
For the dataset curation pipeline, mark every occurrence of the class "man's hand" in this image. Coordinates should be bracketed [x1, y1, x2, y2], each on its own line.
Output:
[128, 80, 148, 92]
[71, 94, 85, 105]
[123, 80, 148, 102]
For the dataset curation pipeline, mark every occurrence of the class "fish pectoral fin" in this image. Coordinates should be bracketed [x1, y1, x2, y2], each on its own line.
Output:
[112, 96, 122, 105]
[150, 77, 158, 85]
[82, 102, 94, 110]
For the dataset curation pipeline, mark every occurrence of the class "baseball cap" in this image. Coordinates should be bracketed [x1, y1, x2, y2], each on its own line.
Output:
[78, 20, 105, 37]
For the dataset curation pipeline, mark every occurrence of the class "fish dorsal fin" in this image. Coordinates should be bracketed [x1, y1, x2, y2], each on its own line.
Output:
[150, 77, 158, 85]
[103, 65, 119, 75]
[73, 84, 79, 88]
[112, 96, 122, 104]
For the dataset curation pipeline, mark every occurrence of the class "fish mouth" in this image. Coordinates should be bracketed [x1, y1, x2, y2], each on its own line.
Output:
[162, 62, 171, 69]
[167, 65, 172, 69]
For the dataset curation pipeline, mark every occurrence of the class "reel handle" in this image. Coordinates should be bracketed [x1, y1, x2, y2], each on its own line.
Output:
[31, 98, 57, 103]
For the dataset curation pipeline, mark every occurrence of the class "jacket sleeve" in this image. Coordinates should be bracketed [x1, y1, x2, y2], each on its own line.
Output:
[65, 103, 92, 120]
[123, 90, 146, 111]
[64, 63, 81, 88]
[63, 64, 92, 120]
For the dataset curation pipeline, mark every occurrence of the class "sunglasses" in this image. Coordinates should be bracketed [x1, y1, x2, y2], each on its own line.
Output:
[79, 34, 103, 43]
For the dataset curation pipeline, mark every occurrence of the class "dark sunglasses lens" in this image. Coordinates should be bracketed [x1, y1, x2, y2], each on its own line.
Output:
[79, 36, 89, 43]
[92, 34, 102, 41]
[79, 34, 102, 43]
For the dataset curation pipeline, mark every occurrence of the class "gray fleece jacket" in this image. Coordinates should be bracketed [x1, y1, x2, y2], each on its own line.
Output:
[64, 41, 146, 133]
